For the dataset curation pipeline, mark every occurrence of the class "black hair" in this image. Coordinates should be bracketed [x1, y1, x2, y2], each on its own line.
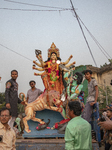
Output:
[107, 108, 112, 112]
[75, 72, 83, 85]
[0, 107, 11, 116]
[69, 65, 75, 70]
[29, 80, 36, 85]
[11, 70, 18, 75]
[83, 70, 92, 75]
[68, 101, 82, 116]
[44, 52, 61, 63]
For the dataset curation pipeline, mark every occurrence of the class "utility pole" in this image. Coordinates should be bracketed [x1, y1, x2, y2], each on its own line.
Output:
[104, 79, 108, 105]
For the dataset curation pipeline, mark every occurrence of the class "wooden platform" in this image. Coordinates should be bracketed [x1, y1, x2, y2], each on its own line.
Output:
[16, 139, 100, 150]
[16, 139, 65, 150]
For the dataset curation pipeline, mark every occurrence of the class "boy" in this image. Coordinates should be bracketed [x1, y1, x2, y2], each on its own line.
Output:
[82, 70, 98, 122]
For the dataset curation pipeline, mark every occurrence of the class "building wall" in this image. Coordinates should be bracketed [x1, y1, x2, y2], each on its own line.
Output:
[92, 70, 112, 90]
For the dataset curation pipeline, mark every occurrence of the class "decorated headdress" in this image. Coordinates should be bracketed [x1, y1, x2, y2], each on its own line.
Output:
[48, 42, 60, 58]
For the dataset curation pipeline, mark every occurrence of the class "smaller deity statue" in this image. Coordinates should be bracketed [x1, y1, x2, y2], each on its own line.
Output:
[63, 66, 84, 118]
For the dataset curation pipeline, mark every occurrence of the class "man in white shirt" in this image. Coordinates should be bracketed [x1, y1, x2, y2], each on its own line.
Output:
[0, 107, 16, 150]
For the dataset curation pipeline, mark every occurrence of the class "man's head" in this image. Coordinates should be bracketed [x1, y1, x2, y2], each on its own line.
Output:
[29, 80, 36, 88]
[11, 70, 18, 80]
[68, 101, 82, 119]
[107, 109, 112, 119]
[0, 107, 11, 125]
[83, 70, 92, 81]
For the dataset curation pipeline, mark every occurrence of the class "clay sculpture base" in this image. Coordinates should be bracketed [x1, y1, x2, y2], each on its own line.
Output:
[23, 109, 64, 138]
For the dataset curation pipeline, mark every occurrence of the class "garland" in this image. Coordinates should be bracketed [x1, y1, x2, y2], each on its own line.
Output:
[50, 74, 58, 82]
[47, 60, 59, 87]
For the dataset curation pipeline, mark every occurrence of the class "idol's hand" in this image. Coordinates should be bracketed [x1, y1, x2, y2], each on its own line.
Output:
[69, 55, 73, 59]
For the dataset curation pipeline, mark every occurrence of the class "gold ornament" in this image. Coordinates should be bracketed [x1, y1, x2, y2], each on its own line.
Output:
[48, 42, 60, 58]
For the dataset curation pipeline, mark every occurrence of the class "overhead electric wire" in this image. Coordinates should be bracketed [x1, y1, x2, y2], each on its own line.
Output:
[0, 44, 32, 62]
[70, 0, 97, 67]
[0, 8, 70, 12]
[78, 17, 112, 59]
[2, 0, 111, 63]
[4, 0, 72, 10]
[72, 13, 111, 59]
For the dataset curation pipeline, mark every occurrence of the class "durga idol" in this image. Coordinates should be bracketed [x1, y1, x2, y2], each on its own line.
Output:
[33, 43, 75, 95]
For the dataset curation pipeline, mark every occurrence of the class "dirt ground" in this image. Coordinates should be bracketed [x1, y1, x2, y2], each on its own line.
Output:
[99, 146, 104, 150]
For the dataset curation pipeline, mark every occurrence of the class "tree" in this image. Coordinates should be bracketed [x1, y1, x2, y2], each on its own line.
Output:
[0, 93, 5, 104]
[98, 86, 112, 109]
[17, 94, 25, 114]
[108, 59, 112, 64]
[0, 92, 5, 109]
[100, 59, 112, 68]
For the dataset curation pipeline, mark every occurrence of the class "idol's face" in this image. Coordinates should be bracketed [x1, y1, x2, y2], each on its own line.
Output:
[50, 53, 57, 60]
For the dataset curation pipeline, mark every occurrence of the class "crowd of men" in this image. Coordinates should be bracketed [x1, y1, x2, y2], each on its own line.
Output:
[0, 70, 42, 149]
[0, 69, 112, 150]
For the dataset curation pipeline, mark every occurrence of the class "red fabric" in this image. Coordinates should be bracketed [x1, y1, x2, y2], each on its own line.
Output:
[55, 119, 70, 129]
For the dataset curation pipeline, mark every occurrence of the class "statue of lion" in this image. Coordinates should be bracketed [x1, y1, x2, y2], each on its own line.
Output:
[20, 90, 64, 133]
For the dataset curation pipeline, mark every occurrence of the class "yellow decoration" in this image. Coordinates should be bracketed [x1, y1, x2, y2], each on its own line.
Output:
[48, 62, 51, 68]
[75, 89, 79, 94]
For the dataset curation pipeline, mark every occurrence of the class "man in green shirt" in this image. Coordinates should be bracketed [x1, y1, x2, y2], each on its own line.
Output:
[65, 101, 92, 150]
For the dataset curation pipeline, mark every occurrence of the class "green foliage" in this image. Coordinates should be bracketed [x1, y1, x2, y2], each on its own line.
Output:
[0, 93, 5, 109]
[75, 65, 84, 70]
[100, 63, 108, 68]
[17, 94, 25, 114]
[108, 59, 112, 63]
[0, 93, 5, 104]
[100, 59, 112, 68]
[0, 92, 25, 113]
[98, 86, 112, 109]
[84, 87, 88, 99]
[0, 102, 5, 109]
[17, 104, 25, 114]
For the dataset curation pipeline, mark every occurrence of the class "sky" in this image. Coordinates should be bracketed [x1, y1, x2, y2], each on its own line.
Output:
[0, 0, 112, 94]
